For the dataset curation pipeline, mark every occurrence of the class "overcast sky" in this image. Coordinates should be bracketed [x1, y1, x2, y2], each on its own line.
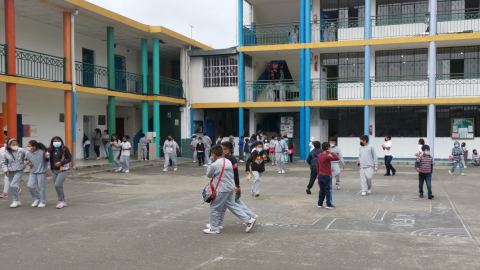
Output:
[87, 0, 237, 49]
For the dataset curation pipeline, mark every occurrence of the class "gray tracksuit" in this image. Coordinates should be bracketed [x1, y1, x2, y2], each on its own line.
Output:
[330, 146, 345, 185]
[140, 137, 148, 160]
[204, 136, 212, 164]
[358, 144, 379, 192]
[269, 140, 276, 164]
[191, 139, 198, 162]
[274, 139, 288, 172]
[2, 149, 27, 202]
[26, 149, 48, 204]
[163, 140, 179, 169]
[111, 140, 122, 171]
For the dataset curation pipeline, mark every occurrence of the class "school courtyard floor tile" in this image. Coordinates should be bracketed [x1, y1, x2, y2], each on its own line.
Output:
[0, 158, 479, 269]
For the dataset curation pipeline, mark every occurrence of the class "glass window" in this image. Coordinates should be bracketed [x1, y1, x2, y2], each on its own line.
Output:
[436, 46, 480, 77]
[203, 55, 238, 88]
[320, 107, 364, 137]
[321, 52, 364, 79]
[377, 0, 428, 16]
[375, 106, 427, 137]
[436, 106, 480, 137]
[375, 49, 428, 79]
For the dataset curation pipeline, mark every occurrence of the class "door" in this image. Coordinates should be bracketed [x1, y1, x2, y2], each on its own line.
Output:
[116, 118, 125, 142]
[83, 116, 95, 159]
[204, 120, 215, 141]
[82, 48, 94, 87]
[114, 55, 126, 91]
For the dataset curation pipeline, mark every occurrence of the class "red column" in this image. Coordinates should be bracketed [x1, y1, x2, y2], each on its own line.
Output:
[63, 12, 73, 156]
[5, 0, 16, 139]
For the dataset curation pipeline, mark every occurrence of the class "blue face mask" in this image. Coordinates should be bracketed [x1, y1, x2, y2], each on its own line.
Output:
[257, 148, 263, 152]
[53, 142, 62, 148]
[424, 151, 430, 156]
[330, 144, 335, 148]
[455, 144, 460, 148]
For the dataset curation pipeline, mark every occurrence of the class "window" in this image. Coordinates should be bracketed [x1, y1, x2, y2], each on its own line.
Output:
[321, 52, 364, 79]
[436, 106, 480, 137]
[377, 0, 428, 18]
[320, 107, 364, 137]
[321, 0, 365, 20]
[437, 46, 480, 77]
[376, 49, 427, 78]
[438, 0, 478, 13]
[203, 55, 239, 87]
[375, 106, 427, 137]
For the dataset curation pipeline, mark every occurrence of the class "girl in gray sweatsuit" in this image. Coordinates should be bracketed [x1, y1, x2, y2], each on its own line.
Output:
[25, 140, 49, 207]
[2, 139, 27, 208]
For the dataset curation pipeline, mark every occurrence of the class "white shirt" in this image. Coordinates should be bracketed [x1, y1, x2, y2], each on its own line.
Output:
[384, 141, 393, 156]
[309, 142, 314, 152]
[121, 141, 131, 156]
[417, 145, 423, 155]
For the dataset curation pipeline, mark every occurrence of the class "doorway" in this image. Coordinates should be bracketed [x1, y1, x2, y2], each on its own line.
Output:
[115, 55, 126, 91]
[83, 115, 95, 159]
[82, 48, 94, 87]
[116, 118, 125, 142]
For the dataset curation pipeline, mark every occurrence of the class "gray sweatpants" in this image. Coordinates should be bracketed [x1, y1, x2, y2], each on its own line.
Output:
[9, 171, 24, 202]
[52, 170, 68, 201]
[164, 153, 177, 169]
[120, 155, 130, 171]
[205, 149, 211, 164]
[360, 167, 374, 192]
[141, 146, 148, 160]
[219, 198, 256, 226]
[209, 191, 251, 231]
[276, 152, 285, 171]
[271, 152, 276, 164]
[113, 151, 121, 171]
[252, 171, 263, 194]
[193, 150, 197, 162]
[332, 162, 341, 185]
[27, 173, 47, 204]
[3, 175, 10, 193]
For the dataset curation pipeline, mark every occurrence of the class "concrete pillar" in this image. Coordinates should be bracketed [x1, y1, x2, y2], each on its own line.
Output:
[107, 27, 116, 163]
[5, 0, 16, 139]
[153, 38, 160, 158]
[63, 12, 73, 160]
[141, 39, 148, 135]
[428, 0, 437, 156]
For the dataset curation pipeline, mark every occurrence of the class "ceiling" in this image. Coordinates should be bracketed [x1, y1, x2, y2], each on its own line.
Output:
[253, 2, 300, 25]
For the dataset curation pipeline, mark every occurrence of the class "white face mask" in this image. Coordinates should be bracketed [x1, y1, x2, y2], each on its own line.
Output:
[11, 146, 18, 151]
[27, 147, 32, 151]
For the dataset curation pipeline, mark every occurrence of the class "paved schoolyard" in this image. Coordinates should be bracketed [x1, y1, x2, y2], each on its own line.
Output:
[0, 158, 479, 269]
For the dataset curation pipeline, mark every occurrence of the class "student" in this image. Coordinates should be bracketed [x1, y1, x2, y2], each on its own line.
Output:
[269, 135, 276, 166]
[196, 137, 205, 166]
[416, 138, 425, 157]
[244, 137, 251, 162]
[246, 141, 270, 197]
[204, 145, 256, 234]
[356, 135, 379, 196]
[92, 128, 102, 160]
[247, 136, 256, 161]
[329, 137, 345, 190]
[228, 135, 236, 153]
[275, 134, 288, 174]
[102, 130, 110, 159]
[163, 135, 180, 172]
[288, 140, 296, 164]
[309, 137, 315, 152]
[306, 141, 321, 195]
[140, 134, 148, 161]
[382, 135, 396, 176]
[119, 135, 131, 173]
[47, 136, 72, 209]
[190, 135, 197, 163]
[110, 134, 122, 172]
[449, 141, 465, 176]
[82, 134, 90, 160]
[461, 142, 468, 169]
[216, 135, 223, 145]
[25, 140, 48, 208]
[207, 142, 258, 230]
[417, 145, 434, 199]
[264, 138, 270, 159]
[2, 139, 27, 208]
[238, 136, 245, 162]
[472, 149, 480, 166]
[317, 142, 340, 209]
[203, 132, 212, 165]
[0, 137, 12, 198]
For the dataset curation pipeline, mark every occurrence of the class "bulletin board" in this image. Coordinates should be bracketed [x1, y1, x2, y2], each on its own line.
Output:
[451, 118, 474, 140]
[280, 116, 294, 139]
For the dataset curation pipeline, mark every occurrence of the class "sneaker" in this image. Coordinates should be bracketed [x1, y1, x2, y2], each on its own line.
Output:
[203, 228, 220, 234]
[361, 192, 367, 196]
[86, 158, 89, 160]
[326, 205, 336, 210]
[124, 170, 129, 173]
[96, 157, 101, 160]
[392, 170, 396, 176]
[318, 205, 323, 208]
[464, 165, 467, 168]
[251, 190, 254, 196]
[56, 201, 66, 209]
[254, 214, 259, 219]
[203, 164, 208, 167]
[367, 189, 371, 194]
[239, 160, 245, 163]
[31, 200, 40, 207]
[0, 193, 8, 198]
[192, 161, 196, 163]
[10, 201, 21, 208]
[336, 185, 340, 190]
[245, 218, 256, 233]
[206, 224, 223, 230]
[461, 173, 465, 176]
[428, 195, 434, 200]
[419, 193, 424, 198]
[254, 193, 260, 197]
[281, 170, 285, 174]
[174, 168, 178, 171]
[278, 171, 281, 174]
[38, 203, 46, 208]
[448, 170, 453, 175]
[306, 188, 311, 195]
[163, 168, 168, 172]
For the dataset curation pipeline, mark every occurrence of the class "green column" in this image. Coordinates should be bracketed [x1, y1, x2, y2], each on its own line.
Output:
[107, 27, 115, 163]
[141, 39, 148, 135]
[153, 38, 160, 159]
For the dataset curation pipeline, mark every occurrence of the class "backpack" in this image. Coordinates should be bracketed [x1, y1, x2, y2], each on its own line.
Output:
[202, 159, 226, 203]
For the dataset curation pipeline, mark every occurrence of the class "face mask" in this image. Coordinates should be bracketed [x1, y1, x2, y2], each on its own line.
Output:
[168, 138, 172, 141]
[53, 142, 62, 148]
[360, 142, 365, 146]
[455, 144, 460, 148]
[330, 144, 335, 148]
[11, 146, 18, 151]
[424, 151, 430, 156]
[257, 148, 263, 152]
[27, 147, 32, 151]
[385, 139, 387, 141]
[198, 141, 202, 143]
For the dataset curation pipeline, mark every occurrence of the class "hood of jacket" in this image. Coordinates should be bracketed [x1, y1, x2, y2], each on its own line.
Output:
[311, 148, 323, 156]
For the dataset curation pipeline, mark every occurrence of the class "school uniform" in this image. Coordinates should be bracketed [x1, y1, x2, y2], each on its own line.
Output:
[48, 146, 72, 202]
[358, 144, 379, 193]
[274, 139, 288, 173]
[0, 147, 9, 195]
[330, 146, 345, 187]
[190, 139, 197, 162]
[316, 152, 339, 207]
[111, 139, 122, 171]
[269, 140, 276, 165]
[83, 138, 90, 159]
[26, 149, 48, 205]
[2, 149, 27, 203]
[102, 134, 110, 158]
[120, 141, 131, 171]
[238, 140, 244, 161]
[196, 142, 205, 165]
[245, 149, 270, 195]
[203, 136, 212, 164]
[418, 154, 434, 196]
[163, 140, 179, 169]
[140, 137, 148, 160]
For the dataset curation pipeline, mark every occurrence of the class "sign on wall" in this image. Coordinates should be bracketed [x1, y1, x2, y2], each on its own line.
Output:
[280, 116, 294, 139]
[451, 118, 474, 139]
[194, 121, 203, 133]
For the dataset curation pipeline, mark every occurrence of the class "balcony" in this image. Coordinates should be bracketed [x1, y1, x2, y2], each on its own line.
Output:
[436, 74, 480, 98]
[16, 47, 65, 82]
[311, 78, 364, 100]
[245, 81, 300, 102]
[147, 76, 185, 99]
[437, 9, 480, 35]
[243, 22, 300, 46]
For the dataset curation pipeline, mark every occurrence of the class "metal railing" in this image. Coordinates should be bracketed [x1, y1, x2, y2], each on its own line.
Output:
[311, 18, 364, 42]
[371, 76, 428, 99]
[243, 22, 300, 46]
[311, 78, 364, 100]
[372, 14, 430, 38]
[0, 44, 5, 74]
[245, 81, 300, 102]
[437, 9, 480, 35]
[75, 62, 108, 89]
[16, 48, 65, 82]
[147, 76, 185, 99]
[436, 73, 480, 98]
[115, 70, 143, 94]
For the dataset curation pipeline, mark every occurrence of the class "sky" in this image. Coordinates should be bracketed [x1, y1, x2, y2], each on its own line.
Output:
[87, 0, 237, 49]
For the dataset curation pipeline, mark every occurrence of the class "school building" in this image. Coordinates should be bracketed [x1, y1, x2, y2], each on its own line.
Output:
[190, 0, 480, 160]
[0, 0, 211, 164]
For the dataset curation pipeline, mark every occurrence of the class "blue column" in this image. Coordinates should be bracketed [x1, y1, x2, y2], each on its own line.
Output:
[190, 108, 194, 137]
[364, 105, 370, 136]
[364, 0, 372, 137]
[428, 0, 437, 156]
[239, 108, 244, 138]
[300, 107, 305, 160]
[305, 49, 311, 160]
[238, 0, 244, 140]
[300, 0, 305, 43]
[238, 0, 243, 47]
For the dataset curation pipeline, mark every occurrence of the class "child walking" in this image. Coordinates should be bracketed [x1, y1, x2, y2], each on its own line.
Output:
[449, 141, 465, 176]
[47, 136, 72, 209]
[140, 134, 148, 161]
[25, 140, 49, 207]
[329, 137, 345, 190]
[356, 135, 379, 196]
[0, 137, 12, 198]
[275, 134, 288, 174]
[270, 135, 276, 166]
[204, 145, 256, 234]
[196, 137, 205, 166]
[416, 145, 434, 199]
[119, 135, 131, 173]
[2, 139, 27, 208]
[110, 134, 122, 172]
[245, 141, 270, 197]
[316, 142, 340, 209]
[306, 141, 321, 194]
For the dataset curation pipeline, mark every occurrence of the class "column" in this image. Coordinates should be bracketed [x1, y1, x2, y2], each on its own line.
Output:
[141, 39, 148, 134]
[153, 38, 160, 159]
[5, 0, 16, 139]
[63, 12, 73, 159]
[107, 27, 116, 163]
[299, 0, 306, 160]
[238, 0, 245, 138]
[304, 0, 311, 160]
[364, 0, 372, 137]
[428, 0, 437, 156]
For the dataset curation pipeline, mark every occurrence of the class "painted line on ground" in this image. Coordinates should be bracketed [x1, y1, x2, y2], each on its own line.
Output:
[372, 209, 380, 219]
[325, 218, 338, 230]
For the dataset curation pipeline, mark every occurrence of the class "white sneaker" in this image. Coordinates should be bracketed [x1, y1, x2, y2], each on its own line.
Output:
[239, 160, 245, 163]
[114, 169, 120, 173]
[193, 161, 196, 163]
[461, 173, 465, 176]
[31, 200, 40, 207]
[367, 189, 371, 194]
[38, 203, 46, 208]
[246, 218, 256, 233]
[206, 224, 223, 230]
[361, 192, 367, 196]
[163, 168, 168, 172]
[448, 170, 453, 175]
[336, 185, 340, 190]
[464, 165, 467, 168]
[96, 157, 101, 160]
[10, 201, 21, 208]
[278, 171, 281, 174]
[281, 170, 285, 174]
[203, 164, 208, 167]
[318, 205, 323, 208]
[203, 228, 219, 234]
[174, 168, 178, 171]
[124, 170, 130, 173]
[254, 214, 259, 219]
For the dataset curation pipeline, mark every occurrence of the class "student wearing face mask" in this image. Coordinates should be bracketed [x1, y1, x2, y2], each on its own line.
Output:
[2, 139, 27, 208]
[163, 135, 180, 172]
[449, 141, 465, 176]
[245, 141, 270, 197]
[25, 140, 49, 208]
[416, 145, 434, 199]
[356, 135, 378, 196]
[47, 136, 72, 209]
[275, 134, 288, 174]
[329, 137, 345, 190]
[0, 137, 13, 198]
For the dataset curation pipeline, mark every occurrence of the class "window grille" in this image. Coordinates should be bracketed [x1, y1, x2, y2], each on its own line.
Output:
[203, 55, 239, 88]
[436, 106, 480, 137]
[375, 49, 427, 78]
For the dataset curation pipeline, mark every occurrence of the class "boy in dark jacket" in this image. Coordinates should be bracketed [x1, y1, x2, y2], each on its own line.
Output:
[306, 141, 321, 194]
[317, 142, 340, 209]
[196, 137, 205, 166]
[245, 141, 270, 197]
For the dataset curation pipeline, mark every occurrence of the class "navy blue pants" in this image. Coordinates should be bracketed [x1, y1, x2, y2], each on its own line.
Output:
[318, 174, 333, 207]
[385, 155, 395, 175]
[419, 172, 433, 195]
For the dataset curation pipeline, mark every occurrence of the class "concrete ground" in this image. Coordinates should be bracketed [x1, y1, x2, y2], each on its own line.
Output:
[1, 158, 480, 270]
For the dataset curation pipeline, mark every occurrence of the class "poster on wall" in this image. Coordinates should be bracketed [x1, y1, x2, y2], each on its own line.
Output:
[451, 118, 474, 139]
[280, 116, 294, 139]
[193, 121, 203, 133]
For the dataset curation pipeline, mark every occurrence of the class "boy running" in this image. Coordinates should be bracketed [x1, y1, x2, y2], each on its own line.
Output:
[416, 145, 434, 199]
[329, 137, 345, 190]
[246, 141, 270, 197]
[356, 135, 379, 196]
[316, 142, 340, 209]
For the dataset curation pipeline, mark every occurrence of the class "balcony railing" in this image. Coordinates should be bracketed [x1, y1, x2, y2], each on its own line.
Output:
[311, 18, 364, 42]
[436, 74, 480, 98]
[311, 78, 364, 100]
[0, 44, 5, 74]
[16, 47, 65, 82]
[245, 81, 300, 102]
[371, 76, 428, 99]
[75, 62, 108, 89]
[437, 9, 480, 35]
[243, 22, 300, 46]
[147, 76, 185, 99]
[115, 70, 143, 94]
[372, 14, 429, 38]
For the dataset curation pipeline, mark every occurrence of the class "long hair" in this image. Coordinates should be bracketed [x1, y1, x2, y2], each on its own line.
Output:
[28, 140, 46, 151]
[111, 133, 119, 142]
[288, 140, 294, 149]
[6, 138, 17, 156]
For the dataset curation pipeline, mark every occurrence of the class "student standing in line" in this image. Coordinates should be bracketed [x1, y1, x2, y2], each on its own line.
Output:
[102, 130, 110, 159]
[269, 135, 276, 166]
[238, 136, 245, 162]
[190, 135, 197, 163]
[449, 141, 465, 176]
[0, 137, 12, 198]
[82, 134, 90, 160]
[416, 145, 434, 199]
[288, 140, 296, 164]
[316, 142, 340, 209]
[47, 136, 72, 209]
[163, 135, 180, 172]
[246, 141, 270, 197]
[357, 135, 379, 196]
[25, 140, 48, 208]
[139, 134, 148, 161]
[204, 145, 256, 234]
[382, 135, 396, 176]
[110, 134, 122, 172]
[203, 133, 212, 166]
[472, 149, 480, 166]
[119, 135, 131, 173]
[2, 139, 27, 208]
[275, 134, 288, 174]
[306, 141, 321, 195]
[329, 137, 345, 190]
[196, 137, 205, 166]
[92, 128, 102, 160]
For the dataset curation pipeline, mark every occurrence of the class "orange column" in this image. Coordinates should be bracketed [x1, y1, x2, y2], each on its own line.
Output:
[5, 0, 16, 139]
[63, 12, 73, 155]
